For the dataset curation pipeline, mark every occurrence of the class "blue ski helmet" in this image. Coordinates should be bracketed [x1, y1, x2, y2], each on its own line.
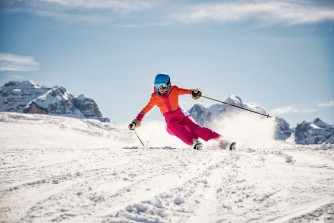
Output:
[154, 73, 171, 90]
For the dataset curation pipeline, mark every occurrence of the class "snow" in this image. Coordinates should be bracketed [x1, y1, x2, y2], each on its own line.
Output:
[313, 118, 333, 129]
[12, 89, 21, 95]
[1, 112, 334, 223]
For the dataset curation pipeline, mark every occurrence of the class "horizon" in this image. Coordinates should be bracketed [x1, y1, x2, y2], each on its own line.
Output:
[0, 79, 332, 128]
[0, 0, 333, 127]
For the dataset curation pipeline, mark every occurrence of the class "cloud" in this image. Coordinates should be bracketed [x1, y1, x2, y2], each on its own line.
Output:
[39, 0, 154, 12]
[318, 100, 334, 107]
[271, 106, 317, 115]
[6, 74, 25, 80]
[0, 53, 40, 72]
[3, 0, 334, 26]
[5, 0, 155, 15]
[271, 106, 299, 115]
[174, 0, 334, 25]
[1, 0, 157, 24]
[272, 100, 334, 116]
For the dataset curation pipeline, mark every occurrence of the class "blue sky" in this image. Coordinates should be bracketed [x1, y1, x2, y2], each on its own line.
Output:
[0, 0, 333, 127]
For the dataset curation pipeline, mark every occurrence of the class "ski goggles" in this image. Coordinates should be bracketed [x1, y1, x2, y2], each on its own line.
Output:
[155, 83, 169, 90]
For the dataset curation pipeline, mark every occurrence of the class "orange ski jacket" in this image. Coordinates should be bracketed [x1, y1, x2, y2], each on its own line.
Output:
[136, 85, 191, 121]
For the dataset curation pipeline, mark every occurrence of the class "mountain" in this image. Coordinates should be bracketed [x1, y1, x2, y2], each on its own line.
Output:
[0, 80, 49, 112]
[0, 81, 109, 122]
[1, 112, 333, 223]
[294, 118, 334, 145]
[188, 95, 332, 145]
[275, 117, 293, 141]
[188, 94, 286, 139]
[188, 95, 268, 127]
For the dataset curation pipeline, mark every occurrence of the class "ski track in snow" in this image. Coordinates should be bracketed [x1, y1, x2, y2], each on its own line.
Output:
[1, 112, 334, 223]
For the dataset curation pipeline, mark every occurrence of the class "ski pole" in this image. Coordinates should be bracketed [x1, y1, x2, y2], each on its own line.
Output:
[133, 129, 145, 147]
[202, 95, 271, 118]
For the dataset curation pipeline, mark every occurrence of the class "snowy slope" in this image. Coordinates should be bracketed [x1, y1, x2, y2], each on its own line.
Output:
[1, 112, 334, 223]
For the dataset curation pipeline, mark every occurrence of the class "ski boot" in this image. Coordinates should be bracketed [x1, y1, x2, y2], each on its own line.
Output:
[192, 139, 203, 150]
[228, 142, 236, 150]
[219, 140, 236, 150]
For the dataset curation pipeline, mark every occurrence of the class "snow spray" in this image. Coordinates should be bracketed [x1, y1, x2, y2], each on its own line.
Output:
[209, 112, 277, 149]
[137, 121, 186, 148]
[133, 113, 277, 149]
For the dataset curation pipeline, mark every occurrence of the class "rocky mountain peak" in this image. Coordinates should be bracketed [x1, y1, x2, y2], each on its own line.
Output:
[0, 81, 109, 122]
[312, 117, 331, 129]
[0, 80, 49, 112]
[294, 118, 334, 144]
[225, 95, 243, 105]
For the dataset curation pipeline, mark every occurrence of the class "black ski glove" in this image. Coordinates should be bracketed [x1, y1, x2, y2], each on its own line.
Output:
[128, 119, 141, 130]
[191, 89, 202, 100]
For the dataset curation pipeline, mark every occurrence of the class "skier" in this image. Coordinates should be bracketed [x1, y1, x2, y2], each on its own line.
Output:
[128, 73, 236, 150]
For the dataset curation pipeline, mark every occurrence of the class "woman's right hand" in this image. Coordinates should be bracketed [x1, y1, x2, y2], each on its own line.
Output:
[128, 119, 141, 130]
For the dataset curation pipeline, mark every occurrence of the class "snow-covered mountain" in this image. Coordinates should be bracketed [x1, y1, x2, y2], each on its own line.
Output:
[0, 81, 109, 122]
[188, 95, 268, 127]
[188, 95, 333, 145]
[0, 81, 49, 112]
[1, 112, 333, 223]
[274, 117, 293, 141]
[295, 118, 334, 145]
[188, 95, 288, 140]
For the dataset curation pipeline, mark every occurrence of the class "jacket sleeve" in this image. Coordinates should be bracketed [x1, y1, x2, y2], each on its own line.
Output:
[178, 87, 192, 95]
[136, 94, 156, 121]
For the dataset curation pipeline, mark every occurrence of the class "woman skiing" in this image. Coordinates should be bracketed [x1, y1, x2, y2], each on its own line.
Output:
[128, 73, 235, 150]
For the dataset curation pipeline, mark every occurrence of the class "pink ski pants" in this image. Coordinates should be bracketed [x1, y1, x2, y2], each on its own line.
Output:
[163, 108, 220, 145]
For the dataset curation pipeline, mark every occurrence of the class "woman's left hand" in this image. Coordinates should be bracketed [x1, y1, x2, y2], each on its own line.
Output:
[191, 89, 202, 99]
